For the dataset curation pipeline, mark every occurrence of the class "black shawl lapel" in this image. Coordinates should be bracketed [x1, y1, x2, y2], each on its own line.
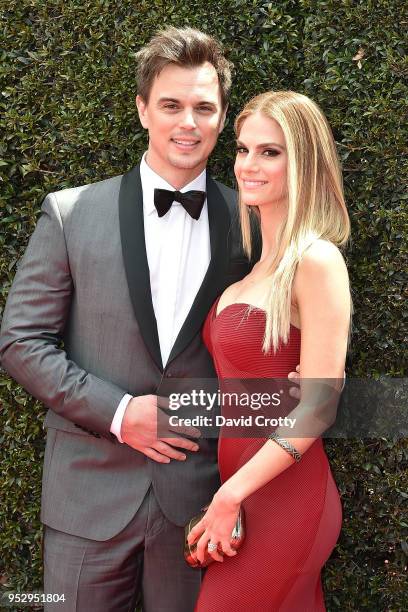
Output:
[166, 175, 231, 365]
[119, 164, 163, 371]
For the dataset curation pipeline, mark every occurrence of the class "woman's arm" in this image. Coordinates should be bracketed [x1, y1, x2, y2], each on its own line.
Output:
[189, 239, 351, 563]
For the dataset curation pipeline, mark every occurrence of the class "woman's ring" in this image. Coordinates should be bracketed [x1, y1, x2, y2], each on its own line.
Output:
[207, 541, 218, 552]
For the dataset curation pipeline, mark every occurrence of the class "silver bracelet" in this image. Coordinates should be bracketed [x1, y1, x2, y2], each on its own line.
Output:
[268, 432, 302, 462]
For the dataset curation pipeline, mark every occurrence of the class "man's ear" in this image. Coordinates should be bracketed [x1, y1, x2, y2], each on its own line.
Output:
[218, 104, 228, 134]
[136, 95, 148, 129]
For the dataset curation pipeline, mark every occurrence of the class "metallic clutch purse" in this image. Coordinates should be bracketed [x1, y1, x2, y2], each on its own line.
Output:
[184, 506, 246, 568]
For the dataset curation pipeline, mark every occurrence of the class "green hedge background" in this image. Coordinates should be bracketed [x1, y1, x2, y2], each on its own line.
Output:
[1, 1, 407, 610]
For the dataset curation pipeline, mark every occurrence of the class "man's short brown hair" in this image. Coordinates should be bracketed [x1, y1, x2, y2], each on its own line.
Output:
[135, 26, 233, 109]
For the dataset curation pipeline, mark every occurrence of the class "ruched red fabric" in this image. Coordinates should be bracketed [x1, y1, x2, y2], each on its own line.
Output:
[195, 299, 342, 612]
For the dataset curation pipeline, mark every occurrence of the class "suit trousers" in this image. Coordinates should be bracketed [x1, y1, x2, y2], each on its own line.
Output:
[43, 485, 203, 612]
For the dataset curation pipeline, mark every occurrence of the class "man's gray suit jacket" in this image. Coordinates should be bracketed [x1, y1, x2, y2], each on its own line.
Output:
[0, 164, 253, 541]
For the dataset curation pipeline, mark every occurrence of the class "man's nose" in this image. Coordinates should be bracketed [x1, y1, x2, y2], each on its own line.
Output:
[179, 109, 197, 129]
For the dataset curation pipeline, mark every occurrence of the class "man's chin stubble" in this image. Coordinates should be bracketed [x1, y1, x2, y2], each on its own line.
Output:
[167, 154, 206, 171]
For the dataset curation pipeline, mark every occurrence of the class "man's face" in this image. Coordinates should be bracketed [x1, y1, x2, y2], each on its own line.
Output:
[136, 62, 227, 188]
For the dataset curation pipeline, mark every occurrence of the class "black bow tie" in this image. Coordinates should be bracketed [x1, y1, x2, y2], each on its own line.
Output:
[153, 188, 206, 220]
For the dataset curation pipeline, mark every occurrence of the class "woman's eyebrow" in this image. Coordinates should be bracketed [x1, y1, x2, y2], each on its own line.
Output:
[236, 139, 286, 150]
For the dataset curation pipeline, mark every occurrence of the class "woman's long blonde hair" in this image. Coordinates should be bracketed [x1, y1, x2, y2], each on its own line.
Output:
[234, 91, 350, 353]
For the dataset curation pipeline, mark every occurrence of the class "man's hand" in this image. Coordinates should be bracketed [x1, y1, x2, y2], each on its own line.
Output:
[288, 366, 346, 398]
[288, 365, 301, 399]
[121, 395, 201, 463]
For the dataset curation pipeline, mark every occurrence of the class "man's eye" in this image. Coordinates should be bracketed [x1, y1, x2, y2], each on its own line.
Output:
[163, 104, 178, 110]
[197, 106, 213, 112]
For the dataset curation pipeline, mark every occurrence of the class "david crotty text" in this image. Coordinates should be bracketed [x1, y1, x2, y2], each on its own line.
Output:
[168, 415, 297, 428]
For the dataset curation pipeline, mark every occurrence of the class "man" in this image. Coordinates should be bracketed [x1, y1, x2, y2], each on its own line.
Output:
[0, 26, 295, 611]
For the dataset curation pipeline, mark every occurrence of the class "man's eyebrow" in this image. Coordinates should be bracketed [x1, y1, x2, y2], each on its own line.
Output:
[157, 97, 180, 104]
[157, 97, 217, 107]
[196, 100, 218, 107]
[236, 139, 286, 150]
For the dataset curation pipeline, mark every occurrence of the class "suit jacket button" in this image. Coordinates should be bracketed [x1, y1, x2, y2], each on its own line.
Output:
[166, 372, 172, 378]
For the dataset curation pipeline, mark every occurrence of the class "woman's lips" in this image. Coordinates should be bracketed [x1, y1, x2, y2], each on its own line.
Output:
[241, 179, 267, 189]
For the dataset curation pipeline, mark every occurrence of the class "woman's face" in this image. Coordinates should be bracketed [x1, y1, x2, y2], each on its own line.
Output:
[234, 112, 288, 210]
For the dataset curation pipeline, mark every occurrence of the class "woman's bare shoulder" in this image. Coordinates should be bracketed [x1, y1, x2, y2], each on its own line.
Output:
[297, 239, 348, 279]
[293, 239, 350, 305]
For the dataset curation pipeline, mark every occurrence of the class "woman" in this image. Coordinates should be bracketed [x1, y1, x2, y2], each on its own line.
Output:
[189, 91, 351, 611]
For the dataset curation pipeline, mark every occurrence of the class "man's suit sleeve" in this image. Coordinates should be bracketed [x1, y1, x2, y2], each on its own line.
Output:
[0, 193, 126, 440]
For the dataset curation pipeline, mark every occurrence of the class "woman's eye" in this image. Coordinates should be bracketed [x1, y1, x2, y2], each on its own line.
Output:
[264, 149, 280, 157]
[236, 147, 247, 154]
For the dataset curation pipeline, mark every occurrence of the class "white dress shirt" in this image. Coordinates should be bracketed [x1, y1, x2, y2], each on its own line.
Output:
[110, 153, 211, 442]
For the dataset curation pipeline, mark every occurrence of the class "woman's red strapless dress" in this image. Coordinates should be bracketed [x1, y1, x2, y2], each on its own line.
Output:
[195, 299, 342, 612]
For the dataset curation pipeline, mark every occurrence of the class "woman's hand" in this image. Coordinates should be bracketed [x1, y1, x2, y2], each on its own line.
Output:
[187, 486, 241, 563]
